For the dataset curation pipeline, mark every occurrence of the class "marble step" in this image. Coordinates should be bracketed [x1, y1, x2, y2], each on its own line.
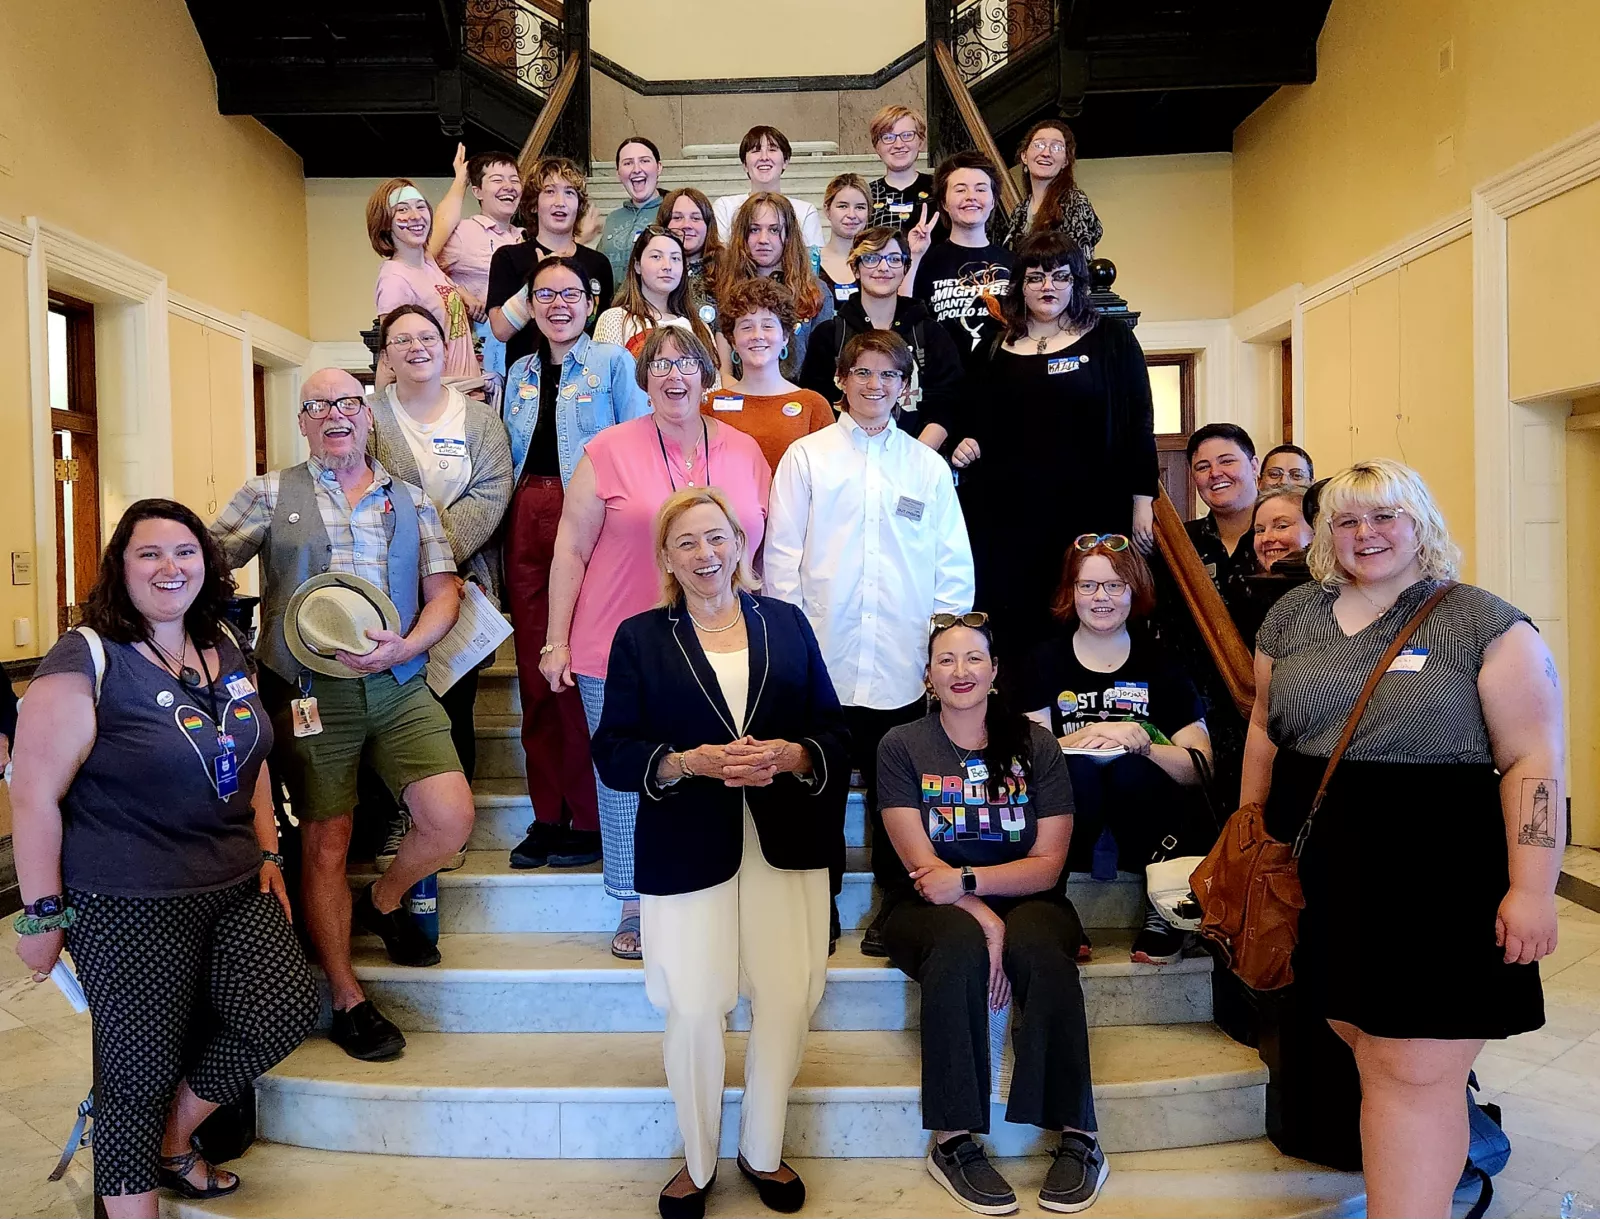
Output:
[474, 665, 519, 717]
[162, 1138, 1367, 1218]
[354, 852, 1147, 934]
[344, 929, 1211, 1034]
[256, 1025, 1268, 1160]
[467, 778, 870, 851]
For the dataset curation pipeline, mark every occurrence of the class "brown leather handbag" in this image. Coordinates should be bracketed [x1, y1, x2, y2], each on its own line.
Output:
[1191, 582, 1456, 990]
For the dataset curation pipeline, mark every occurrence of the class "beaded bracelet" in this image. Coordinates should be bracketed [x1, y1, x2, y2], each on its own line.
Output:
[13, 907, 76, 936]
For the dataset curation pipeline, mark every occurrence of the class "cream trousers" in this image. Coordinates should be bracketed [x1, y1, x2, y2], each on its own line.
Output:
[640, 806, 830, 1187]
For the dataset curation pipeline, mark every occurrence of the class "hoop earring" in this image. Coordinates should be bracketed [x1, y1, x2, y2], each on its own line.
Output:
[730, 351, 744, 379]
[780, 342, 790, 361]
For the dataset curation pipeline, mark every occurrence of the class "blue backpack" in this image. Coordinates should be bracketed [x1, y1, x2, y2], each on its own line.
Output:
[1458, 1071, 1511, 1219]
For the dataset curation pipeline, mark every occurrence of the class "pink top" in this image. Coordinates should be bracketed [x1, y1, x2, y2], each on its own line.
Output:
[571, 414, 772, 679]
[375, 256, 481, 380]
[439, 215, 524, 305]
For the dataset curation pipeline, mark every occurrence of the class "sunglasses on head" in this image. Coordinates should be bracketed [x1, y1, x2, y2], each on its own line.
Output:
[1073, 533, 1131, 552]
[929, 611, 990, 636]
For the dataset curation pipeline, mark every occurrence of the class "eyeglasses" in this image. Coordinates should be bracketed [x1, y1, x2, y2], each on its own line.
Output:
[1330, 508, 1408, 534]
[1263, 467, 1313, 485]
[300, 396, 366, 419]
[857, 252, 908, 269]
[1029, 140, 1068, 155]
[848, 368, 906, 384]
[385, 333, 441, 350]
[646, 356, 703, 377]
[1023, 270, 1074, 288]
[532, 286, 588, 304]
[1075, 579, 1130, 598]
[929, 611, 989, 635]
[878, 131, 921, 146]
[1074, 533, 1131, 552]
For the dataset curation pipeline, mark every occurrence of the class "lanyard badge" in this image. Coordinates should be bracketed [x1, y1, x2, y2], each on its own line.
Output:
[214, 732, 240, 799]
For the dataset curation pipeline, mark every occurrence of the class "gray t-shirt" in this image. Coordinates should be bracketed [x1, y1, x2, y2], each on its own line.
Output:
[877, 712, 1073, 869]
[36, 630, 272, 898]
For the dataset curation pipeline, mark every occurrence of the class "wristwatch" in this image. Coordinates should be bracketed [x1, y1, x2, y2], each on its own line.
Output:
[960, 866, 978, 894]
[261, 850, 286, 869]
[24, 895, 65, 918]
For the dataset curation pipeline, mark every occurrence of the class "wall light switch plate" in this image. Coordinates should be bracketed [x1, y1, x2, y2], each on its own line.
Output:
[13, 618, 31, 648]
[10, 551, 31, 586]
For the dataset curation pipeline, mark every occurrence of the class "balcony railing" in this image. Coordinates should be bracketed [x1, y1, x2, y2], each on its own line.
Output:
[949, 0, 1057, 87]
[464, 0, 565, 96]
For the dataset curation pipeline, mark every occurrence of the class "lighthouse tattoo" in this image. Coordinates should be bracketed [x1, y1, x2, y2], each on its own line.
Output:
[1517, 778, 1558, 849]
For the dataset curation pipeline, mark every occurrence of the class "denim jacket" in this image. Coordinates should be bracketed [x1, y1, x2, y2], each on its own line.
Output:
[502, 334, 651, 486]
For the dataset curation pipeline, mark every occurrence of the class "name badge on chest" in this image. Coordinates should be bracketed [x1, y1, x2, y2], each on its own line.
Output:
[223, 671, 255, 699]
[965, 759, 989, 784]
[711, 395, 744, 412]
[214, 738, 239, 799]
[895, 496, 925, 522]
[1047, 356, 1084, 375]
[432, 437, 467, 458]
[1386, 647, 1429, 673]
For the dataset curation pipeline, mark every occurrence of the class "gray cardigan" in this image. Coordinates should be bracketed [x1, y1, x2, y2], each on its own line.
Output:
[368, 386, 515, 604]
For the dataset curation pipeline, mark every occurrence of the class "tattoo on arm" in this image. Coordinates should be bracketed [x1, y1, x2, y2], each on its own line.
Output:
[1545, 657, 1560, 690]
[1516, 777, 1559, 848]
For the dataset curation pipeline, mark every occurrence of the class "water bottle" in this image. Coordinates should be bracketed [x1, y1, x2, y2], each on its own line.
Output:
[408, 873, 439, 944]
[1091, 827, 1120, 881]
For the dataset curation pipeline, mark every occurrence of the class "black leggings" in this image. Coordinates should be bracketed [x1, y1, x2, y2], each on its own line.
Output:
[883, 894, 1096, 1135]
[65, 877, 317, 1196]
[1062, 752, 1211, 875]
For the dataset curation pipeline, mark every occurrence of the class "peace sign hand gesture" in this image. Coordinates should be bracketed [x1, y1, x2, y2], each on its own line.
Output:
[907, 205, 940, 259]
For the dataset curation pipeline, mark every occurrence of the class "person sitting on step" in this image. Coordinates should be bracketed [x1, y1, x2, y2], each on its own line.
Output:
[592, 486, 849, 1219]
[877, 614, 1107, 1215]
[1016, 533, 1214, 966]
[712, 124, 825, 248]
[210, 367, 475, 1062]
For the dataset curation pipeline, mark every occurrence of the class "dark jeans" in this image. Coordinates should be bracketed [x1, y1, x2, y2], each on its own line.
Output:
[1062, 752, 1211, 876]
[882, 894, 1097, 1135]
[839, 698, 927, 897]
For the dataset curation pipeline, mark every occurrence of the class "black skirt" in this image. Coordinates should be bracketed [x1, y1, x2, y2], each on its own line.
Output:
[1265, 750, 1544, 1041]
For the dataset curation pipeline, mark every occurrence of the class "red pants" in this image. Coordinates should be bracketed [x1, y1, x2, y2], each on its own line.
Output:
[504, 475, 599, 831]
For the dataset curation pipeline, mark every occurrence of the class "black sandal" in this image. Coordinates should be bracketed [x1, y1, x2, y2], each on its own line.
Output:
[157, 1140, 240, 1200]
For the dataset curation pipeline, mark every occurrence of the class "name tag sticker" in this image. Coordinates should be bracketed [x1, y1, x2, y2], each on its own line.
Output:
[433, 437, 467, 457]
[889, 202, 914, 216]
[223, 672, 255, 699]
[1047, 356, 1083, 375]
[894, 496, 925, 521]
[834, 284, 857, 301]
[711, 395, 744, 412]
[965, 759, 989, 783]
[1387, 647, 1430, 673]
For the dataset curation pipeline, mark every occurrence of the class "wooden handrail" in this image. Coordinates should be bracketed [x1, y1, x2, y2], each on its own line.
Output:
[931, 40, 1022, 215]
[1153, 487, 1256, 718]
[517, 51, 582, 176]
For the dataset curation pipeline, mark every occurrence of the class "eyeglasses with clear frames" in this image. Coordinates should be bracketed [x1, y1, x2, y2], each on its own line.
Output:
[386, 333, 441, 350]
[1331, 508, 1408, 534]
[848, 368, 905, 384]
[1030, 140, 1068, 155]
[300, 396, 366, 419]
[533, 286, 588, 304]
[1023, 269, 1074, 288]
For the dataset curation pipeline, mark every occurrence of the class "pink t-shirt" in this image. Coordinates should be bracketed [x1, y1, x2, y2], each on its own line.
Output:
[439, 215, 524, 305]
[571, 414, 772, 679]
[375, 256, 481, 380]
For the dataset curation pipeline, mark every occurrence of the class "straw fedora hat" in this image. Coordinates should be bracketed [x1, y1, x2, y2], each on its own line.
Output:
[283, 572, 403, 679]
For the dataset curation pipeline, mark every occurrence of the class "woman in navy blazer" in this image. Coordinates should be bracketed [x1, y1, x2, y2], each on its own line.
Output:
[593, 487, 848, 1219]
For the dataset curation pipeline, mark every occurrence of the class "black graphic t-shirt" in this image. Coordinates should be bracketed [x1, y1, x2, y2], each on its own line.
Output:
[1017, 628, 1205, 741]
[870, 173, 935, 233]
[877, 713, 1073, 869]
[487, 240, 615, 369]
[912, 239, 1014, 359]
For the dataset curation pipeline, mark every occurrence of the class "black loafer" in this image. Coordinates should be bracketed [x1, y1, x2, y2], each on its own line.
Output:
[829, 899, 840, 956]
[329, 1000, 406, 1061]
[353, 882, 441, 967]
[738, 1154, 806, 1213]
[658, 1165, 715, 1219]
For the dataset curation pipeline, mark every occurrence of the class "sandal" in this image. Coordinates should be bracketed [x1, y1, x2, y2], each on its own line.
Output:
[611, 912, 643, 960]
[157, 1139, 240, 1200]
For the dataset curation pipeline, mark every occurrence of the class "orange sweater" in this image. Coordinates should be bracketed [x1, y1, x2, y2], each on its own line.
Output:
[701, 388, 835, 472]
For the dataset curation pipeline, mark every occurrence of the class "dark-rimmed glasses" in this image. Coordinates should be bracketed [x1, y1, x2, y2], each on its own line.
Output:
[1075, 579, 1129, 598]
[533, 286, 588, 304]
[646, 356, 704, 377]
[300, 397, 365, 419]
[857, 252, 908, 269]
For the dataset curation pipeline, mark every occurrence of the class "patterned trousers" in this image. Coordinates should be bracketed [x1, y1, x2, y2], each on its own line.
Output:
[575, 673, 640, 900]
[65, 877, 317, 1196]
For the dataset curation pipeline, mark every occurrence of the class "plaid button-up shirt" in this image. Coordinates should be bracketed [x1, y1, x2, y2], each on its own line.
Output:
[211, 455, 456, 585]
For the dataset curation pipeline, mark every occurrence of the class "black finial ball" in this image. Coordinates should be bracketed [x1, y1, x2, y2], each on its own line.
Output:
[1087, 258, 1117, 292]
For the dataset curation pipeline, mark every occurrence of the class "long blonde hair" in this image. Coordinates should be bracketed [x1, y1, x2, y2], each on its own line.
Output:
[1307, 459, 1461, 588]
[654, 486, 761, 606]
[722, 192, 823, 320]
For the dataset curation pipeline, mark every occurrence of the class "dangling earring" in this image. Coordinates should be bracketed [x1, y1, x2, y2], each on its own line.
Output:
[730, 351, 744, 379]
[780, 341, 790, 361]
[924, 681, 937, 701]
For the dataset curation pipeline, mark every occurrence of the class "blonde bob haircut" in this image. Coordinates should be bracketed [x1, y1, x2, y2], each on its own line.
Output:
[1308, 458, 1461, 589]
[654, 486, 761, 607]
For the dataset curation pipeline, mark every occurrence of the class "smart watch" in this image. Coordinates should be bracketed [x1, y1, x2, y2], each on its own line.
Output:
[960, 866, 977, 894]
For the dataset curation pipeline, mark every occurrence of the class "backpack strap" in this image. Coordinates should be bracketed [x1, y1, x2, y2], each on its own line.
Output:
[74, 627, 107, 706]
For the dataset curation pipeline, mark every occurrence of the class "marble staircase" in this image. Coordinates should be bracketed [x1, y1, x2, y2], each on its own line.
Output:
[171, 651, 1367, 1217]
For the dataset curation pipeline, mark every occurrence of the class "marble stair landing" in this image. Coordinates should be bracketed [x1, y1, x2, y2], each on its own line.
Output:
[256, 1025, 1267, 1160]
[161, 1139, 1365, 1218]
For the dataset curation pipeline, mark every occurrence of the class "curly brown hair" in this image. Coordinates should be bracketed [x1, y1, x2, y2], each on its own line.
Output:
[83, 499, 238, 648]
[716, 276, 797, 343]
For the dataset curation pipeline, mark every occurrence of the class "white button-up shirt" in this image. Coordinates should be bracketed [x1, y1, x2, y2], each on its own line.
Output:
[766, 412, 975, 709]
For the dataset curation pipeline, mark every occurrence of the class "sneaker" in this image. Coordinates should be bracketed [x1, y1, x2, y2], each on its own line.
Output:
[329, 999, 406, 1061]
[860, 901, 894, 958]
[1038, 1132, 1108, 1213]
[1076, 932, 1093, 964]
[509, 820, 561, 870]
[926, 1136, 1018, 1215]
[353, 882, 441, 967]
[829, 899, 840, 957]
[1130, 903, 1188, 965]
[376, 808, 465, 873]
[547, 827, 602, 868]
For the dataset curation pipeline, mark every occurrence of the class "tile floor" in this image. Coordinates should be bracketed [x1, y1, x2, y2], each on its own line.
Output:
[4, 848, 1600, 1219]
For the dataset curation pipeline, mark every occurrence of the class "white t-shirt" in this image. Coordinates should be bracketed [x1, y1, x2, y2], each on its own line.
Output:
[387, 385, 473, 512]
[713, 191, 824, 249]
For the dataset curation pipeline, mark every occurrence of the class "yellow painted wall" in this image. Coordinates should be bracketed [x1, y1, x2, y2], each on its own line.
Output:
[0, 0, 308, 332]
[0, 248, 34, 663]
[1298, 239, 1476, 577]
[1567, 397, 1600, 844]
[591, 0, 922, 80]
[168, 318, 247, 522]
[1508, 175, 1600, 402]
[1234, 0, 1600, 312]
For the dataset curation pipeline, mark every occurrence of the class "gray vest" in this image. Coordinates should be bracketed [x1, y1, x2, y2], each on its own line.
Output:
[259, 463, 425, 686]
